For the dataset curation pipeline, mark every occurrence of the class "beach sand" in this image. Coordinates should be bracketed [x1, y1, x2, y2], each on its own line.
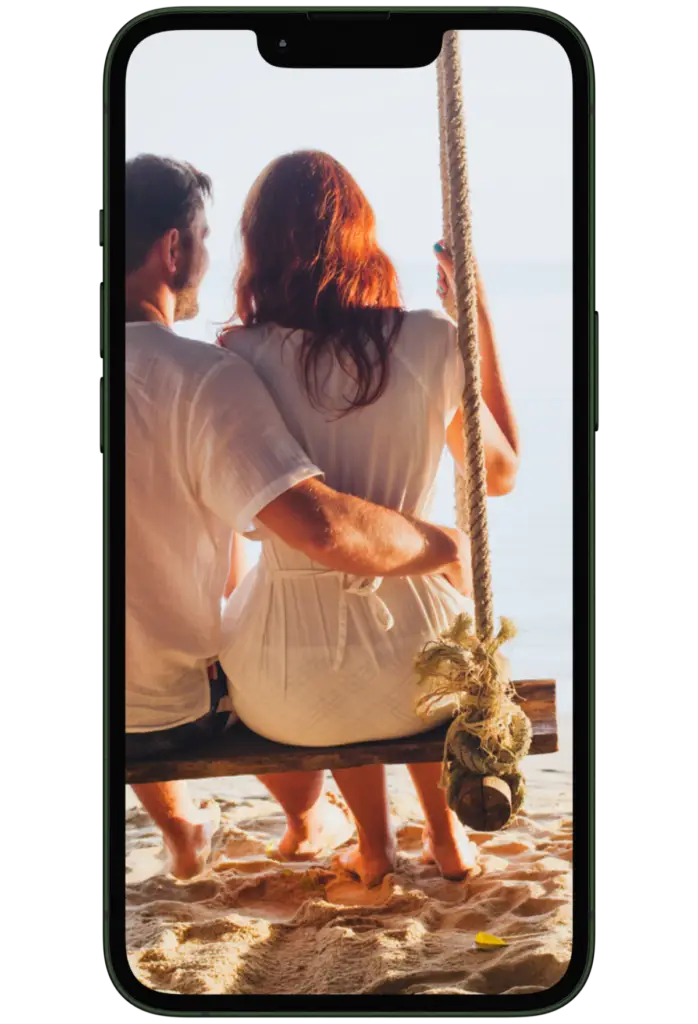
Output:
[125, 718, 572, 997]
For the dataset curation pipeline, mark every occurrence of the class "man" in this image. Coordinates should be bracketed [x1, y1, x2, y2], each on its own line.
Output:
[124, 154, 471, 878]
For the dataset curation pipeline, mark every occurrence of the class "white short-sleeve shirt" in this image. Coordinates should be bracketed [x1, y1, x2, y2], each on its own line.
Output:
[125, 322, 321, 732]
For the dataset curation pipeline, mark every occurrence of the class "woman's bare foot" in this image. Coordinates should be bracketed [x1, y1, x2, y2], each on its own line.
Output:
[278, 792, 353, 860]
[335, 835, 397, 888]
[161, 800, 221, 880]
[407, 762, 479, 881]
[421, 824, 478, 881]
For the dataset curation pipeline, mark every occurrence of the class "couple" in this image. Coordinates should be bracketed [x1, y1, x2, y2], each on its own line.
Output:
[125, 151, 519, 888]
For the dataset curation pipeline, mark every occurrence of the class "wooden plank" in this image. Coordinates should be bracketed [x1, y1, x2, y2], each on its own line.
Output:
[126, 679, 557, 785]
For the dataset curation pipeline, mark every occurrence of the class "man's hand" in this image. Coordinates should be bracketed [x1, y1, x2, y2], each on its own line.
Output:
[439, 526, 474, 597]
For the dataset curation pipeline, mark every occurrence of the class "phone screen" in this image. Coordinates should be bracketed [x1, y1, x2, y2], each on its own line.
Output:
[113, 15, 588, 1012]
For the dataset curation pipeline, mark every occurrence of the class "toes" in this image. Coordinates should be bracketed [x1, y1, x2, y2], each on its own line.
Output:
[332, 847, 395, 888]
[334, 849, 359, 875]
[421, 837, 479, 879]
[333, 848, 367, 882]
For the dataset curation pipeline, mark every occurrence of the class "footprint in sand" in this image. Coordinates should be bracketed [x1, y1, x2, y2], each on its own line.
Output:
[467, 832, 495, 846]
[325, 913, 388, 933]
[178, 917, 254, 944]
[131, 900, 196, 923]
[446, 909, 492, 932]
[126, 806, 154, 829]
[127, 874, 221, 905]
[126, 842, 171, 883]
[503, 860, 569, 883]
[480, 839, 531, 857]
[325, 873, 396, 907]
[213, 857, 278, 875]
[514, 895, 570, 918]
[478, 854, 509, 873]
[220, 828, 268, 859]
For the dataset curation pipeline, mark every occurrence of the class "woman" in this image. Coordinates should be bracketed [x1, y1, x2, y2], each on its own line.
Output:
[219, 151, 519, 886]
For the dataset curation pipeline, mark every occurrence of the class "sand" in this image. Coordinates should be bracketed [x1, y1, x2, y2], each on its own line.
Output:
[125, 718, 572, 997]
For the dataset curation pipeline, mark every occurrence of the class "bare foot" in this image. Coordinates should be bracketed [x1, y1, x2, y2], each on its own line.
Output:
[278, 793, 354, 860]
[162, 800, 221, 880]
[335, 837, 397, 888]
[421, 823, 479, 881]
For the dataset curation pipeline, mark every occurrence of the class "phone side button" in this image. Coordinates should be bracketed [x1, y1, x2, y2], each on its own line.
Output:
[97, 382, 103, 450]
[99, 209, 104, 246]
[593, 307, 597, 428]
[97, 286, 103, 354]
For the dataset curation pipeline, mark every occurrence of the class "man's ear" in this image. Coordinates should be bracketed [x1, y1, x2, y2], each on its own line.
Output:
[163, 228, 181, 277]
[152, 228, 180, 280]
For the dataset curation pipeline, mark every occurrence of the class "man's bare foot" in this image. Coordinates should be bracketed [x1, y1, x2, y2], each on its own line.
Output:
[421, 824, 478, 881]
[278, 793, 354, 860]
[162, 800, 221, 880]
[335, 836, 397, 888]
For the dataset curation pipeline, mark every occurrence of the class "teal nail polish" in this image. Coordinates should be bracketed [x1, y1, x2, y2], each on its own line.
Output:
[433, 242, 444, 253]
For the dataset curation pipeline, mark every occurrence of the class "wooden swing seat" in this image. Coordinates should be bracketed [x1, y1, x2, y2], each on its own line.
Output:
[126, 678, 556, 785]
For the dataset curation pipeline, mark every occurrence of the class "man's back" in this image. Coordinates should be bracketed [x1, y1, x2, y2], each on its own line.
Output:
[126, 322, 235, 731]
[126, 322, 320, 731]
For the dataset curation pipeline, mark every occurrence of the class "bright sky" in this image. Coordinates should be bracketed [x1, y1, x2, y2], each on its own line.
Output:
[126, 30, 572, 273]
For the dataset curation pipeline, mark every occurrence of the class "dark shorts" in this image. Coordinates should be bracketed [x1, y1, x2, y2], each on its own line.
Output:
[126, 665, 232, 761]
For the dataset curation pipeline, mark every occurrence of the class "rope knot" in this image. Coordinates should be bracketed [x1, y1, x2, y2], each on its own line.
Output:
[414, 613, 531, 826]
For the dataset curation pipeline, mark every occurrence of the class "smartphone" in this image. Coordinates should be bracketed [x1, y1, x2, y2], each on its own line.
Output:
[104, 8, 594, 1014]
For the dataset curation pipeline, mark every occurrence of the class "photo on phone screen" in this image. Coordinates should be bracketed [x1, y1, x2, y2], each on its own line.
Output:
[108, 11, 592, 1013]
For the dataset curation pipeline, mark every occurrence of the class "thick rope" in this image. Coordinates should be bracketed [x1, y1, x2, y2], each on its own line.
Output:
[440, 30, 494, 638]
[413, 33, 530, 829]
[438, 49, 470, 531]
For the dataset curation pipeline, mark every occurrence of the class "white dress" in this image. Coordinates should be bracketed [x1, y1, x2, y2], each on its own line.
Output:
[219, 309, 473, 746]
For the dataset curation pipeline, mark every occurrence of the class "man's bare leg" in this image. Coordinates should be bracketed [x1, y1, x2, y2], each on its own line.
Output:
[407, 762, 478, 880]
[131, 781, 221, 880]
[133, 771, 345, 876]
[332, 765, 397, 887]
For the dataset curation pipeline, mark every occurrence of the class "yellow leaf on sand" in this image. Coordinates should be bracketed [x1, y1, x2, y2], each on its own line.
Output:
[475, 931, 508, 949]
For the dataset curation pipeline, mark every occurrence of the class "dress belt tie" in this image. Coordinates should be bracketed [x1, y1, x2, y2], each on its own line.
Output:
[266, 567, 394, 671]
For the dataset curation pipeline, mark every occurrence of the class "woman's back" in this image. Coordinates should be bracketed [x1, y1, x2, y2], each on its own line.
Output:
[219, 309, 473, 747]
[225, 309, 461, 523]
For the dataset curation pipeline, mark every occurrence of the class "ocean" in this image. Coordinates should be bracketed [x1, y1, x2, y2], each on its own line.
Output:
[179, 258, 574, 716]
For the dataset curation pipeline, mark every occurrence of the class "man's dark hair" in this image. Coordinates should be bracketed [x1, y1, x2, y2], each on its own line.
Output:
[125, 155, 212, 274]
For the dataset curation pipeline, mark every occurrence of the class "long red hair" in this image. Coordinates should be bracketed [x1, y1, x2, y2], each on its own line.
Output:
[224, 150, 404, 414]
